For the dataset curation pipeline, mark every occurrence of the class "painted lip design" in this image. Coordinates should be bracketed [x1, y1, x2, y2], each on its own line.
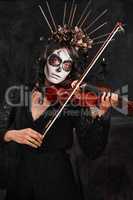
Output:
[51, 73, 61, 79]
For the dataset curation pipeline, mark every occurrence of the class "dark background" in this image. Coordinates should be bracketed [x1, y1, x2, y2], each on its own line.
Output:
[0, 0, 133, 199]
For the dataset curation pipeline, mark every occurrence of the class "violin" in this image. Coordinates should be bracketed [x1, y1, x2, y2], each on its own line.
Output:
[45, 83, 133, 116]
[42, 22, 126, 139]
[45, 84, 109, 107]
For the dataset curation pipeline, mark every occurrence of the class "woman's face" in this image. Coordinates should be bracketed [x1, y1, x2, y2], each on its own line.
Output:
[44, 48, 73, 84]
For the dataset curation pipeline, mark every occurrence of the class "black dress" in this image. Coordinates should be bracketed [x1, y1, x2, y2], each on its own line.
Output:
[0, 92, 111, 200]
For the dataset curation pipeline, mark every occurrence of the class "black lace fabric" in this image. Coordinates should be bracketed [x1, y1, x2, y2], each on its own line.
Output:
[0, 102, 12, 144]
[75, 108, 111, 159]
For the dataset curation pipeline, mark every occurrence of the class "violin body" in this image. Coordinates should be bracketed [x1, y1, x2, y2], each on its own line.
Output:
[45, 86, 98, 106]
[45, 84, 133, 116]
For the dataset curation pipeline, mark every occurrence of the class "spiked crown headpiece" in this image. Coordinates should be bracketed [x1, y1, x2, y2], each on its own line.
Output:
[39, 0, 109, 53]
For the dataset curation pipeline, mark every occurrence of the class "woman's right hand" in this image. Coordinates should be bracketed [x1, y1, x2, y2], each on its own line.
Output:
[4, 128, 43, 149]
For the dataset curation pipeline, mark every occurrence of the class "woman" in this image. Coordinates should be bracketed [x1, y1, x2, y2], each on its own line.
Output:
[0, 41, 118, 200]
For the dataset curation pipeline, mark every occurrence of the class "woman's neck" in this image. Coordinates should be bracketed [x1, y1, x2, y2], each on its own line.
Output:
[44, 79, 53, 87]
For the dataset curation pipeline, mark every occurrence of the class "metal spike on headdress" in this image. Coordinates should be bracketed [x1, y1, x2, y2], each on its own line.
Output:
[63, 2, 67, 26]
[38, 5, 53, 33]
[92, 38, 115, 46]
[68, 0, 75, 25]
[79, 9, 92, 28]
[88, 22, 107, 36]
[92, 33, 110, 41]
[70, 4, 77, 27]
[46, 1, 57, 31]
[84, 9, 108, 31]
[76, 0, 92, 27]
[38, 1, 110, 53]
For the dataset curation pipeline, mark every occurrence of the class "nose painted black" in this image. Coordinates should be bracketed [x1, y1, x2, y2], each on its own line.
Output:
[56, 67, 62, 72]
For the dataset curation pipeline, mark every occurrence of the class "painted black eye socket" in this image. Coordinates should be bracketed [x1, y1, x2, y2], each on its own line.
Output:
[48, 54, 73, 72]
[48, 54, 62, 66]
[63, 61, 73, 72]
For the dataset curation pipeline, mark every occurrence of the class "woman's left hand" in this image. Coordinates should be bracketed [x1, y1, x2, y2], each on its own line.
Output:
[90, 92, 118, 118]
[98, 92, 119, 116]
[71, 80, 119, 117]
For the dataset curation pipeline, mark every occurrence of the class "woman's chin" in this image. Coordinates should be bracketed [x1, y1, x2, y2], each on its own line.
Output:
[45, 77, 62, 85]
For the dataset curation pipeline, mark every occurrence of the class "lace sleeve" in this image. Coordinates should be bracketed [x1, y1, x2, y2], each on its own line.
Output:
[0, 88, 19, 144]
[74, 107, 111, 159]
[0, 90, 19, 189]
[0, 101, 13, 143]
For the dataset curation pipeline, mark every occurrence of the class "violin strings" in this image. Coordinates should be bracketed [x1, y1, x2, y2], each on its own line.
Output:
[91, 33, 110, 40]
[79, 9, 92, 28]
[38, 5, 53, 33]
[46, 0, 57, 31]
[88, 22, 107, 36]
[63, 2, 67, 26]
[70, 4, 77, 27]
[68, 0, 75, 25]
[76, 0, 92, 27]
[84, 9, 108, 31]
[92, 38, 115, 46]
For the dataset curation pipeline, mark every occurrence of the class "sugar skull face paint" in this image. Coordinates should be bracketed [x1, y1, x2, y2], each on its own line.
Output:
[44, 48, 73, 84]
